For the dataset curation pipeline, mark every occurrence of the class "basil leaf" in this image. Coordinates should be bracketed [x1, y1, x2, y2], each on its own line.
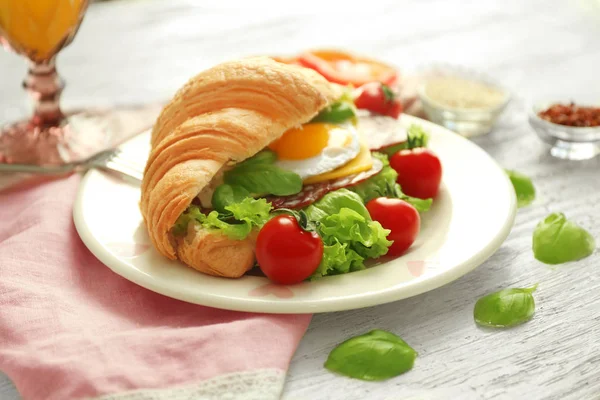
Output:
[474, 285, 538, 328]
[506, 170, 535, 208]
[236, 150, 276, 166]
[311, 101, 357, 124]
[325, 329, 417, 381]
[212, 184, 250, 213]
[533, 212, 595, 264]
[224, 150, 302, 196]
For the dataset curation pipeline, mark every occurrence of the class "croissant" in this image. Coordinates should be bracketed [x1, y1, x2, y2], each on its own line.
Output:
[140, 57, 338, 278]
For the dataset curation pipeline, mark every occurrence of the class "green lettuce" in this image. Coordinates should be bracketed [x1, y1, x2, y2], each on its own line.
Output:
[348, 153, 432, 212]
[173, 197, 272, 240]
[378, 124, 430, 156]
[312, 240, 365, 278]
[305, 189, 392, 278]
[211, 184, 251, 213]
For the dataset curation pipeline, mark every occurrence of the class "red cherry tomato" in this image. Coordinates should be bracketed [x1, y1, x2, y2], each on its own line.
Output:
[256, 215, 324, 285]
[366, 198, 420, 257]
[354, 82, 403, 118]
[297, 50, 399, 87]
[390, 148, 442, 199]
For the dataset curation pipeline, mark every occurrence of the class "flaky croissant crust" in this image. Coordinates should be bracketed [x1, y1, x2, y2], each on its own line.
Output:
[140, 57, 338, 277]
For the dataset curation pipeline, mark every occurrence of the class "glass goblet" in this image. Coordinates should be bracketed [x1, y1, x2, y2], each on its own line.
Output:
[0, 0, 160, 169]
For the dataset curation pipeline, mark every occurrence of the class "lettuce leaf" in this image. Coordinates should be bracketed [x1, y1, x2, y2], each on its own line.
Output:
[211, 184, 250, 213]
[173, 197, 272, 240]
[305, 188, 371, 221]
[348, 152, 432, 212]
[305, 189, 392, 278]
[379, 124, 430, 156]
[310, 240, 365, 279]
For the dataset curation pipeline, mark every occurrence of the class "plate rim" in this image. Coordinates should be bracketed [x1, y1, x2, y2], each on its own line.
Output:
[74, 115, 517, 314]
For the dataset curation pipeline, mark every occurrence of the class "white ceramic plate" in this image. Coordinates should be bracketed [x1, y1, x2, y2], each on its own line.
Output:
[74, 115, 516, 314]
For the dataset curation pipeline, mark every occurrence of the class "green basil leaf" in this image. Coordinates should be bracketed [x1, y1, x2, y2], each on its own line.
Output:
[474, 285, 538, 328]
[532, 212, 595, 264]
[506, 170, 536, 208]
[311, 101, 357, 124]
[224, 150, 302, 196]
[325, 329, 417, 381]
[212, 184, 250, 213]
[236, 150, 277, 166]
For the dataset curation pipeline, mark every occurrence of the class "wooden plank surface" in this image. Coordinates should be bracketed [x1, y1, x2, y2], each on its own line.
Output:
[1, 0, 599, 399]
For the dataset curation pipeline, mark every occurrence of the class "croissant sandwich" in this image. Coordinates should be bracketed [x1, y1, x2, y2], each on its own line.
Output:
[141, 56, 435, 282]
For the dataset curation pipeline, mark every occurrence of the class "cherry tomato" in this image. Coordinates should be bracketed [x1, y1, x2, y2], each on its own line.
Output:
[390, 148, 442, 199]
[297, 50, 399, 87]
[366, 198, 420, 257]
[354, 82, 403, 118]
[256, 215, 324, 285]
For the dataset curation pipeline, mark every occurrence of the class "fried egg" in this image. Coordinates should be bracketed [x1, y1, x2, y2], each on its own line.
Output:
[269, 122, 360, 180]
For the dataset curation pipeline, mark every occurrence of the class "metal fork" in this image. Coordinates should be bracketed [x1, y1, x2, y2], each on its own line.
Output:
[0, 149, 144, 183]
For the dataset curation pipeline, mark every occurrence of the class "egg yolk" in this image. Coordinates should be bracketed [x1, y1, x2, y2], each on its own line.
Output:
[268, 123, 334, 160]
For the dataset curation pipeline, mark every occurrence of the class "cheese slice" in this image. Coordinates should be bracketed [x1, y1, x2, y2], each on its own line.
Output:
[303, 142, 373, 185]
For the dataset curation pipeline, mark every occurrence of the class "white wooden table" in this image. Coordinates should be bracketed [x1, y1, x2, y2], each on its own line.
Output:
[2, 1, 600, 399]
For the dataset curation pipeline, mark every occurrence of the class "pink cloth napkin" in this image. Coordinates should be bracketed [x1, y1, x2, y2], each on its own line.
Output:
[0, 175, 311, 400]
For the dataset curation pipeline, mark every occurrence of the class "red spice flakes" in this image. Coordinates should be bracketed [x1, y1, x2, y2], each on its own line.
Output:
[538, 102, 600, 127]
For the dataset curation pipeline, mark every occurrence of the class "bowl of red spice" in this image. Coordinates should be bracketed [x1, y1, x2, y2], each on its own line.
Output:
[529, 101, 600, 160]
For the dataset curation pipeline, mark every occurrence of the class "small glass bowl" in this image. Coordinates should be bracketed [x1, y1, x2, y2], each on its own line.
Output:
[416, 65, 511, 138]
[529, 102, 600, 160]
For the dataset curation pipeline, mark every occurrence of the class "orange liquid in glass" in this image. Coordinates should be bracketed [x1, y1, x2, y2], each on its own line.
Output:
[0, 0, 86, 60]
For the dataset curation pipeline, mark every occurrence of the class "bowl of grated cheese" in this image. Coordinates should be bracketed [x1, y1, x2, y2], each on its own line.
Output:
[417, 67, 510, 138]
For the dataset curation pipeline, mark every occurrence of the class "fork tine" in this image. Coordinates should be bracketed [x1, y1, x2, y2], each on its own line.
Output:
[110, 150, 145, 175]
[99, 150, 144, 183]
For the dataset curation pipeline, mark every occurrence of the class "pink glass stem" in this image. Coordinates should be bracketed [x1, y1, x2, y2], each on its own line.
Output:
[23, 58, 65, 127]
